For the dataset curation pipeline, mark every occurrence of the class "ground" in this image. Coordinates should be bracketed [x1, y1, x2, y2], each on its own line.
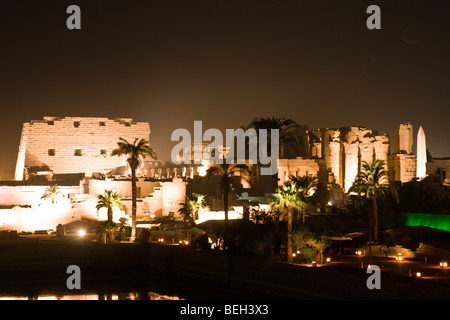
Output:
[1, 233, 450, 299]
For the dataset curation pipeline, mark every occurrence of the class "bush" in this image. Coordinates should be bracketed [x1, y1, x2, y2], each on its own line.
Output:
[137, 228, 151, 242]
[292, 225, 330, 263]
[118, 226, 131, 241]
[249, 232, 276, 258]
[117, 226, 151, 242]
[299, 247, 319, 263]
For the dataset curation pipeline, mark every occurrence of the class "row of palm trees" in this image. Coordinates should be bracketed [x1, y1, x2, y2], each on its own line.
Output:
[107, 117, 397, 260]
[42, 185, 123, 224]
[194, 157, 396, 264]
[94, 116, 302, 243]
[281, 159, 397, 261]
[42, 117, 398, 259]
[110, 137, 158, 241]
[42, 137, 157, 242]
[249, 117, 398, 262]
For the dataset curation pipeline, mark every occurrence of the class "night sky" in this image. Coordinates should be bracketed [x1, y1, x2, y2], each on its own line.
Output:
[1, 0, 449, 179]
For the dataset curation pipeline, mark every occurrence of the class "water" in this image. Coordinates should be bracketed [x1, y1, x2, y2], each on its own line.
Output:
[0, 291, 182, 300]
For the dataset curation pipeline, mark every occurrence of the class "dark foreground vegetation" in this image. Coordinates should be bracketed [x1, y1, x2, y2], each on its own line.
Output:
[1, 236, 450, 300]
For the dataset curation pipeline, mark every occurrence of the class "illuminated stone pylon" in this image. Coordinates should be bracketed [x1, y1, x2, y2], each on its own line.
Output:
[416, 126, 427, 179]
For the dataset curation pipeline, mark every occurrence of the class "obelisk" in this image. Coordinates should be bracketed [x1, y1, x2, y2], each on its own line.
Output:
[416, 126, 427, 179]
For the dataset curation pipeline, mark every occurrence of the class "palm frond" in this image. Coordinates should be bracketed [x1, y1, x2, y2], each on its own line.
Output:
[270, 181, 307, 212]
[349, 159, 397, 202]
[96, 189, 123, 210]
[249, 116, 303, 144]
[111, 137, 158, 169]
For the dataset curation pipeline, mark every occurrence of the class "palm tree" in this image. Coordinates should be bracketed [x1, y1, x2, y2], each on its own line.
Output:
[179, 193, 209, 224]
[310, 181, 331, 211]
[205, 163, 252, 249]
[248, 116, 303, 159]
[289, 175, 317, 199]
[97, 221, 120, 244]
[248, 117, 304, 195]
[270, 175, 316, 253]
[41, 184, 62, 204]
[292, 227, 329, 264]
[111, 137, 157, 242]
[349, 159, 398, 242]
[271, 181, 307, 263]
[289, 175, 318, 221]
[96, 189, 124, 223]
[308, 236, 330, 264]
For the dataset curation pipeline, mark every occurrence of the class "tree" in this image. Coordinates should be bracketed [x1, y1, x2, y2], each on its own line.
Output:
[179, 193, 209, 224]
[310, 181, 331, 211]
[289, 175, 317, 221]
[111, 137, 157, 242]
[289, 175, 317, 199]
[270, 181, 307, 263]
[248, 117, 304, 253]
[248, 116, 303, 159]
[349, 159, 398, 241]
[248, 117, 304, 192]
[309, 236, 330, 264]
[96, 189, 124, 223]
[97, 221, 120, 244]
[292, 226, 315, 253]
[292, 226, 330, 264]
[41, 184, 62, 204]
[205, 163, 252, 249]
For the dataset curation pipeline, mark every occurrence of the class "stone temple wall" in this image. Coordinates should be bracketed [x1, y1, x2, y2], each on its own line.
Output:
[388, 154, 417, 183]
[319, 126, 390, 192]
[388, 122, 421, 183]
[279, 126, 391, 193]
[394, 122, 414, 154]
[426, 158, 450, 186]
[15, 117, 150, 180]
[277, 157, 321, 186]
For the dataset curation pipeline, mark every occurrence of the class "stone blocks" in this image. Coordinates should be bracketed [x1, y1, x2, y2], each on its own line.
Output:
[15, 116, 150, 180]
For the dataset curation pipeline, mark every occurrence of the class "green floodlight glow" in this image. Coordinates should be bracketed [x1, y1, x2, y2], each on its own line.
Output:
[405, 213, 450, 232]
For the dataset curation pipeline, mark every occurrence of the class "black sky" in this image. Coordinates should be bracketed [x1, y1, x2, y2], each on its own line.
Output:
[0, 0, 449, 179]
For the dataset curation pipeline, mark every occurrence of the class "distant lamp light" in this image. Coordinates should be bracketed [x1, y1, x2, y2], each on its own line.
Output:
[327, 201, 332, 206]
[292, 253, 296, 257]
[356, 250, 363, 256]
[416, 272, 422, 278]
[78, 229, 86, 237]
[326, 257, 331, 263]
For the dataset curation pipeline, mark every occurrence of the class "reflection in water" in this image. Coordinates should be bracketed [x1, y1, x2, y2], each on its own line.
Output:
[0, 292, 182, 300]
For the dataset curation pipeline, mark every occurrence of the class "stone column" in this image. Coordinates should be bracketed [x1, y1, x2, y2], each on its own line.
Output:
[360, 142, 374, 165]
[395, 122, 413, 154]
[343, 142, 360, 192]
[328, 141, 341, 186]
[374, 139, 389, 168]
